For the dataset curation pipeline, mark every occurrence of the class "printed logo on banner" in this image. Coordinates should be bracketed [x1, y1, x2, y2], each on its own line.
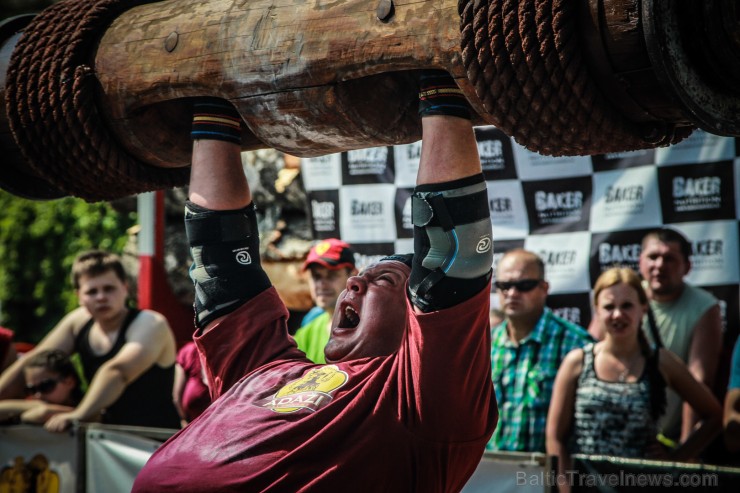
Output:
[352, 242, 397, 271]
[655, 130, 735, 166]
[545, 293, 592, 329]
[341, 147, 395, 185]
[525, 232, 592, 294]
[301, 153, 343, 191]
[670, 221, 740, 285]
[589, 229, 652, 287]
[393, 142, 421, 188]
[488, 180, 529, 240]
[590, 166, 662, 233]
[658, 162, 736, 223]
[339, 184, 397, 243]
[394, 188, 414, 239]
[512, 143, 592, 180]
[307, 190, 340, 238]
[522, 176, 592, 234]
[591, 148, 657, 172]
[474, 126, 517, 180]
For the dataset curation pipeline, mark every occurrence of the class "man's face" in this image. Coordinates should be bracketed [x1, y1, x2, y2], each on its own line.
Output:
[639, 238, 689, 298]
[324, 261, 409, 363]
[496, 255, 548, 320]
[308, 265, 354, 313]
[76, 270, 129, 323]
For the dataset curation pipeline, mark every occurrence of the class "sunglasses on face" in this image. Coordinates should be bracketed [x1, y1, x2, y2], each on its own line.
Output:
[25, 378, 60, 395]
[494, 279, 542, 293]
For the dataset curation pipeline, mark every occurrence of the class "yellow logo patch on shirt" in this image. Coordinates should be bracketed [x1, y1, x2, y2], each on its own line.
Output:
[261, 365, 348, 413]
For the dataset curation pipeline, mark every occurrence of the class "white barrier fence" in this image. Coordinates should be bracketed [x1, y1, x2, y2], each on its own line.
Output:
[462, 452, 547, 493]
[2, 425, 739, 492]
[0, 424, 170, 493]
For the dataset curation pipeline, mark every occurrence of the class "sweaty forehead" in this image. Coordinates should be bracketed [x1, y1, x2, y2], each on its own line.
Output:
[362, 260, 410, 278]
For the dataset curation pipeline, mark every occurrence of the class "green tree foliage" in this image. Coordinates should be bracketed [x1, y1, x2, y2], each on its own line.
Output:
[0, 191, 136, 343]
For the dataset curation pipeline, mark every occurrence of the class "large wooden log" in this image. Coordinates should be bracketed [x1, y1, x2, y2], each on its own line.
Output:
[93, 0, 468, 167]
[1, 0, 739, 200]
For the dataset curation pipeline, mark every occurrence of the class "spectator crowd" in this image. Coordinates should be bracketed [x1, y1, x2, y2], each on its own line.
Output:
[2, 229, 737, 464]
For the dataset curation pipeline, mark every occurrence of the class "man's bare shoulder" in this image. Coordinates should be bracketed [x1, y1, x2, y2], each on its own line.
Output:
[126, 309, 175, 346]
[135, 309, 169, 324]
[57, 307, 93, 335]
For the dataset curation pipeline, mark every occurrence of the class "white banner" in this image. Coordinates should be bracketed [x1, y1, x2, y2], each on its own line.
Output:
[85, 426, 169, 493]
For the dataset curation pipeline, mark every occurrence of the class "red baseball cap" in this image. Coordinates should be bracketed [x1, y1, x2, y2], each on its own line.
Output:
[302, 239, 356, 272]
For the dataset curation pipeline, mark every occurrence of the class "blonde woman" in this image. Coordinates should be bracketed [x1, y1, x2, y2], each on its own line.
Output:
[546, 267, 721, 491]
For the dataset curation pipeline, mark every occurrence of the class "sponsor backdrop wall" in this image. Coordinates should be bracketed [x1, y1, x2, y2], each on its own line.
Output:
[302, 129, 740, 381]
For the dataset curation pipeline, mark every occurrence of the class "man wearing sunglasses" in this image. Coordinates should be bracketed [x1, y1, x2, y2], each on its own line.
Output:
[487, 249, 592, 453]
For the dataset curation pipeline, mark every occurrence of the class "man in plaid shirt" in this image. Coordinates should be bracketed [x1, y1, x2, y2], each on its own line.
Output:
[487, 249, 592, 452]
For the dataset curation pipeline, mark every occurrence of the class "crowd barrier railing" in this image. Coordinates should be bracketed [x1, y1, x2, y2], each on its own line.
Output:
[1, 425, 739, 492]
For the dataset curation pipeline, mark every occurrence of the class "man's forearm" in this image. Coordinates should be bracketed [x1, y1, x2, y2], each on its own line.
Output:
[0, 399, 38, 421]
[73, 365, 127, 421]
[417, 116, 480, 186]
[189, 138, 250, 209]
[682, 359, 717, 441]
[409, 114, 491, 312]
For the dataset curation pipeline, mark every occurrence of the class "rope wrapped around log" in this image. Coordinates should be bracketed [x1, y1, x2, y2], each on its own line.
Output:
[4, 0, 189, 201]
[4, 0, 703, 202]
[458, 0, 694, 156]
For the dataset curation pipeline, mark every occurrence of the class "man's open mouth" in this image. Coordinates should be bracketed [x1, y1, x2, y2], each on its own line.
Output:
[339, 305, 360, 329]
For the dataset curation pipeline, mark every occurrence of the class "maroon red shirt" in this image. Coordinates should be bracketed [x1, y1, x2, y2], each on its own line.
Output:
[133, 284, 496, 492]
[176, 342, 211, 421]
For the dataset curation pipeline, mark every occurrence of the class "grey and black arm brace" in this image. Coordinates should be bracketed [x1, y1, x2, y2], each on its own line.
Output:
[185, 200, 271, 328]
[409, 173, 493, 312]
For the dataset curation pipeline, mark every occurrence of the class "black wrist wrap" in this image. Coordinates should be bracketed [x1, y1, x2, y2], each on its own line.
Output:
[191, 97, 242, 144]
[418, 70, 471, 120]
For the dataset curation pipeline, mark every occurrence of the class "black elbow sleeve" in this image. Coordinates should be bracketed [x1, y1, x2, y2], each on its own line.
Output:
[185, 201, 271, 328]
[409, 173, 493, 312]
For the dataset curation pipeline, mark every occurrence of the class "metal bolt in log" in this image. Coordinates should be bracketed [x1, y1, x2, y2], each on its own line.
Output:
[164, 32, 179, 53]
[0, 0, 738, 201]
